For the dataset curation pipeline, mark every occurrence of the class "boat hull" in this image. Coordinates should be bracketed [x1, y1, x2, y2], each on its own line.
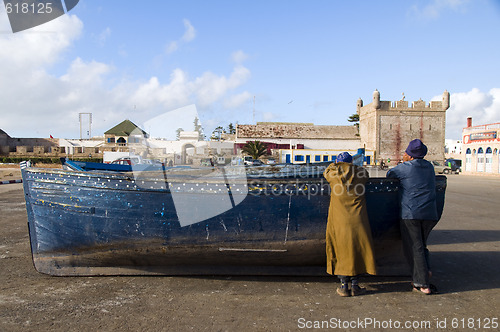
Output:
[21, 166, 446, 276]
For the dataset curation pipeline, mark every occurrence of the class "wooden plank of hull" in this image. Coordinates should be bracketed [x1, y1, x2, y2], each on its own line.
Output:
[21, 167, 446, 276]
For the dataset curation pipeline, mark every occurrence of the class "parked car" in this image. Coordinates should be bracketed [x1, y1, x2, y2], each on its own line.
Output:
[431, 160, 452, 174]
[243, 156, 253, 165]
[244, 158, 263, 166]
[266, 158, 277, 165]
[110, 157, 140, 166]
[445, 158, 462, 174]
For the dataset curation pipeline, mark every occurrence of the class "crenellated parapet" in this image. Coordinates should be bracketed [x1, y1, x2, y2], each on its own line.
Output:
[358, 89, 449, 164]
[360, 90, 450, 112]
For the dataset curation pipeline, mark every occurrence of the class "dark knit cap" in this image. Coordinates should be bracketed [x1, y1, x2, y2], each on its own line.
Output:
[337, 152, 353, 163]
[405, 139, 427, 159]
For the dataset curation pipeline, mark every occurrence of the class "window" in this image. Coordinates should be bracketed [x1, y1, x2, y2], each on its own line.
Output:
[323, 155, 329, 161]
[107, 137, 115, 143]
[294, 155, 304, 162]
[477, 147, 484, 165]
[315, 155, 321, 162]
[117, 137, 126, 146]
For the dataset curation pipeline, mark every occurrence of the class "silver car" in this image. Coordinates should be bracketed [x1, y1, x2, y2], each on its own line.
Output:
[432, 160, 452, 174]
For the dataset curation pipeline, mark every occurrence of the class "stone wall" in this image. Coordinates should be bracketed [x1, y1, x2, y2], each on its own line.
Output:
[237, 123, 358, 139]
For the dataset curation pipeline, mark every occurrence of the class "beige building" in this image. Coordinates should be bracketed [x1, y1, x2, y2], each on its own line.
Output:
[0, 129, 61, 157]
[462, 117, 500, 175]
[358, 90, 450, 164]
[236, 122, 359, 149]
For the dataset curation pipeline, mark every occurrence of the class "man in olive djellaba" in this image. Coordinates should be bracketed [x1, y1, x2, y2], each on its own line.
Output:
[323, 152, 377, 297]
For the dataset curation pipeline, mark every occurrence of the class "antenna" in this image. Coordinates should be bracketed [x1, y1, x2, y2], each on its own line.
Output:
[79, 113, 92, 140]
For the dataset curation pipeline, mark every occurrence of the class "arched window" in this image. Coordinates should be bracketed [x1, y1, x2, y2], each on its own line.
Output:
[465, 148, 472, 171]
[477, 147, 485, 172]
[485, 147, 493, 172]
[117, 137, 126, 146]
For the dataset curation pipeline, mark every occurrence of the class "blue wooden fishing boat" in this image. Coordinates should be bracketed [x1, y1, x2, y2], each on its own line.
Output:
[20, 161, 446, 276]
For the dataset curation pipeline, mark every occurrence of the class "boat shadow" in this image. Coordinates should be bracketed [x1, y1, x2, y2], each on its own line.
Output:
[174, 249, 500, 295]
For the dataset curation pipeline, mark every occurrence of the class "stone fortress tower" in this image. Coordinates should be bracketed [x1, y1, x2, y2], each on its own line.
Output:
[358, 89, 450, 164]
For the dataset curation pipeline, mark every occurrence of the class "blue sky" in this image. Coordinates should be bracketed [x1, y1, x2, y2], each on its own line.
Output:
[1, 0, 500, 140]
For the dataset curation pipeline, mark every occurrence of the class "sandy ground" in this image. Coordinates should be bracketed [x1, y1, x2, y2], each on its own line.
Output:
[0, 167, 21, 182]
[0, 174, 499, 331]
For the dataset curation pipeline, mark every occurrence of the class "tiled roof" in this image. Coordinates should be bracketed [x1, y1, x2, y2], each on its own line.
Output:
[104, 120, 147, 136]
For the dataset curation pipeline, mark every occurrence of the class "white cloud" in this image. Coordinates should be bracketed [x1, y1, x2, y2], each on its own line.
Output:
[61, 57, 112, 86]
[181, 19, 196, 42]
[0, 14, 83, 70]
[0, 13, 252, 138]
[223, 91, 252, 109]
[96, 27, 111, 46]
[165, 19, 196, 54]
[193, 66, 251, 106]
[165, 41, 178, 54]
[410, 0, 470, 19]
[231, 50, 249, 64]
[444, 88, 500, 139]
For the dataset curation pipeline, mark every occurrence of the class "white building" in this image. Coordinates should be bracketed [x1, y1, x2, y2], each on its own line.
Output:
[445, 139, 462, 158]
[462, 117, 500, 175]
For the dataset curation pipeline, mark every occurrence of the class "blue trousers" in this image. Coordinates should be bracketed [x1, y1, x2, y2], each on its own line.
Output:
[400, 219, 438, 288]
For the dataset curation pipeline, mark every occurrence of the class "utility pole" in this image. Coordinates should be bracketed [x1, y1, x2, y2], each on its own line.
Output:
[253, 96, 255, 124]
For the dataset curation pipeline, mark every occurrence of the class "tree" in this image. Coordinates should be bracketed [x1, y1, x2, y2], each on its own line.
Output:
[211, 126, 225, 141]
[242, 141, 268, 160]
[193, 117, 205, 140]
[348, 114, 360, 135]
[348, 113, 359, 126]
[227, 123, 236, 134]
[175, 128, 184, 141]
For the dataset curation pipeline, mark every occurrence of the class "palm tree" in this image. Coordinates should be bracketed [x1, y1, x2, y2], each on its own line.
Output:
[242, 141, 268, 160]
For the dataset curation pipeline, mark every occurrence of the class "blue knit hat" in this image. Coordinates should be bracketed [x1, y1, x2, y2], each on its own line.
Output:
[405, 139, 427, 159]
[337, 152, 353, 163]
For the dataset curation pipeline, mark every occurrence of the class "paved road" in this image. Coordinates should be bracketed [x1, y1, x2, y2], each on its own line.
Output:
[0, 175, 499, 331]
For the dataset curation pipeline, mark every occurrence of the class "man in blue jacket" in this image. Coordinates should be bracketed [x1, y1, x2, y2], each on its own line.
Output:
[386, 139, 438, 295]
